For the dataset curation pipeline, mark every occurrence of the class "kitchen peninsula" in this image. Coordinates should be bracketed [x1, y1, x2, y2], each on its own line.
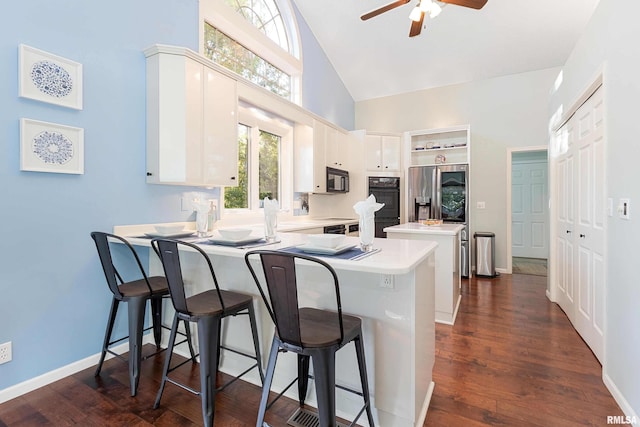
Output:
[116, 226, 438, 427]
[385, 223, 463, 325]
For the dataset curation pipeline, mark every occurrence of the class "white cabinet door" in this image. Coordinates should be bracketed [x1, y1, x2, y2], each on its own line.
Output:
[146, 50, 238, 187]
[382, 135, 401, 171]
[312, 120, 327, 193]
[203, 67, 238, 187]
[325, 126, 346, 169]
[365, 134, 401, 172]
[364, 135, 382, 171]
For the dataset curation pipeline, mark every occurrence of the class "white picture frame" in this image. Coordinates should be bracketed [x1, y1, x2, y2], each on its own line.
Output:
[20, 118, 84, 175]
[18, 44, 83, 110]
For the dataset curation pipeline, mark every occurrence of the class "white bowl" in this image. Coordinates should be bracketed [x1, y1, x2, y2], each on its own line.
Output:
[307, 233, 346, 248]
[154, 224, 185, 234]
[218, 228, 252, 240]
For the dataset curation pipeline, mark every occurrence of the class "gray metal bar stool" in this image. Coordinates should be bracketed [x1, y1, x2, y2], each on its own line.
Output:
[90, 231, 194, 397]
[244, 250, 375, 427]
[152, 238, 264, 427]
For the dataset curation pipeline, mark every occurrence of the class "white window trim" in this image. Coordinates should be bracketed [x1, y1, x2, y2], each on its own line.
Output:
[199, 0, 302, 104]
[220, 103, 293, 218]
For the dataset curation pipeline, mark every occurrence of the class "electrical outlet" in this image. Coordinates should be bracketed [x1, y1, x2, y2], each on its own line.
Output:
[380, 274, 394, 289]
[0, 341, 12, 364]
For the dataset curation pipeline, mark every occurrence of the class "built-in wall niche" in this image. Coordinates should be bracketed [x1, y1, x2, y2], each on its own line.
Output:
[407, 125, 470, 166]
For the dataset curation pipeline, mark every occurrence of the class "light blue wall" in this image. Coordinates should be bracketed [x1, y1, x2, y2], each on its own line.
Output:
[292, 3, 356, 130]
[0, 0, 353, 391]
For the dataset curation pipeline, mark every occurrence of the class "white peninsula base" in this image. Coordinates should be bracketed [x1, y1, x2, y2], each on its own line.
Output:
[118, 227, 437, 427]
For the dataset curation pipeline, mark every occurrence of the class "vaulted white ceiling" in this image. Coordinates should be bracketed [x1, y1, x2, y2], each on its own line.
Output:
[291, 0, 600, 101]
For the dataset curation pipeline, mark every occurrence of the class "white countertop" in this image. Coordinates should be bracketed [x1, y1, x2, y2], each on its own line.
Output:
[384, 222, 464, 236]
[118, 227, 437, 276]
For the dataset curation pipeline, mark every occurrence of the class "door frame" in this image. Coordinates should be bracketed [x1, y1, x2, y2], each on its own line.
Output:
[505, 146, 548, 275]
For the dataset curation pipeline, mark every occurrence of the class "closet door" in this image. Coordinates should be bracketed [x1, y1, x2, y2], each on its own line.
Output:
[554, 121, 575, 319]
[553, 86, 605, 363]
[574, 88, 605, 363]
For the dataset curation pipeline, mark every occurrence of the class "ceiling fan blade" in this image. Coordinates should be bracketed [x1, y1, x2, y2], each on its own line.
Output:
[361, 0, 411, 21]
[439, 0, 487, 9]
[409, 11, 425, 37]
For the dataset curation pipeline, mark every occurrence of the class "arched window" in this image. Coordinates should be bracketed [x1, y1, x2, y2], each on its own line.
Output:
[200, 0, 302, 104]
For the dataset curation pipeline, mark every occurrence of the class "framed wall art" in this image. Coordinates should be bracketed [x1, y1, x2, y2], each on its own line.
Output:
[20, 118, 84, 174]
[18, 44, 83, 110]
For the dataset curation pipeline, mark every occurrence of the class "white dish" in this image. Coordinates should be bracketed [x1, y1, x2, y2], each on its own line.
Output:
[154, 224, 185, 234]
[144, 231, 195, 238]
[208, 236, 263, 246]
[218, 228, 252, 240]
[297, 243, 356, 255]
[306, 233, 345, 248]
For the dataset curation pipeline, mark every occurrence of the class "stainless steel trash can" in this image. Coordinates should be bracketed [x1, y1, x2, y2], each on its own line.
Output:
[474, 232, 497, 277]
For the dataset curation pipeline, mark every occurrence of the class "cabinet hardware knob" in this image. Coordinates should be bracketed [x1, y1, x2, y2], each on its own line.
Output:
[580, 233, 586, 238]
[146, 172, 153, 176]
[230, 176, 236, 180]
[566, 230, 571, 234]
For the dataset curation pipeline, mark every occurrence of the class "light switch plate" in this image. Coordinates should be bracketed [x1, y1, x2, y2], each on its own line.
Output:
[476, 201, 486, 209]
[619, 198, 630, 219]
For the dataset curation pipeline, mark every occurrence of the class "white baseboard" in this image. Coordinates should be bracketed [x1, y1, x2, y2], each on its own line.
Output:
[417, 381, 436, 426]
[0, 337, 151, 404]
[496, 267, 508, 275]
[603, 371, 639, 421]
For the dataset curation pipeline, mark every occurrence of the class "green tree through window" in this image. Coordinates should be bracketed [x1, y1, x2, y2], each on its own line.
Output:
[224, 124, 249, 209]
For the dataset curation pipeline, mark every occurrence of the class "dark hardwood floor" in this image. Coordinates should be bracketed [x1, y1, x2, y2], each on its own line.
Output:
[0, 273, 622, 426]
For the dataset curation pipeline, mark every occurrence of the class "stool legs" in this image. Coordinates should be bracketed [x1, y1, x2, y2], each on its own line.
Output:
[150, 296, 163, 348]
[354, 335, 375, 426]
[297, 355, 310, 406]
[311, 347, 338, 427]
[95, 298, 119, 377]
[256, 335, 280, 427]
[154, 314, 179, 409]
[247, 303, 265, 383]
[197, 316, 220, 427]
[127, 296, 147, 396]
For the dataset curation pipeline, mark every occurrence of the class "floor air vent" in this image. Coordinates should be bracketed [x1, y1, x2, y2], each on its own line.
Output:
[287, 407, 349, 427]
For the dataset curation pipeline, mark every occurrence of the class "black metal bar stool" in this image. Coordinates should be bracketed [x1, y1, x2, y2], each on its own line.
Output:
[152, 238, 264, 427]
[244, 250, 375, 427]
[90, 231, 194, 397]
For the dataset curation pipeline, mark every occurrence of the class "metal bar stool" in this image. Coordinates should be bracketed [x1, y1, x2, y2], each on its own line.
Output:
[152, 238, 264, 427]
[244, 250, 375, 427]
[90, 231, 194, 397]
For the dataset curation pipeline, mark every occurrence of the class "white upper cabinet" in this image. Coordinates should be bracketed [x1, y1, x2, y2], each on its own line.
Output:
[145, 46, 238, 186]
[365, 134, 401, 172]
[294, 122, 326, 193]
[326, 126, 350, 170]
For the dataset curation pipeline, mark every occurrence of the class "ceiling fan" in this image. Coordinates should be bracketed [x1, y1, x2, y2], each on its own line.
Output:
[361, 0, 487, 38]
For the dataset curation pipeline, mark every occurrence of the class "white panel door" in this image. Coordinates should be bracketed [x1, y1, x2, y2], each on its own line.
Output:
[512, 160, 549, 258]
[553, 86, 605, 363]
[573, 89, 605, 362]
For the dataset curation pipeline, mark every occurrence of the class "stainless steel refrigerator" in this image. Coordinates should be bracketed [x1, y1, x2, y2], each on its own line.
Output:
[408, 164, 470, 277]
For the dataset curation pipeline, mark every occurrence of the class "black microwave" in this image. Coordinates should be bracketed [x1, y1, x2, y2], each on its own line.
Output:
[326, 167, 349, 193]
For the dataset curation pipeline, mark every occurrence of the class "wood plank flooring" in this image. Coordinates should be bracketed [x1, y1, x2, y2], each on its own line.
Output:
[0, 273, 622, 426]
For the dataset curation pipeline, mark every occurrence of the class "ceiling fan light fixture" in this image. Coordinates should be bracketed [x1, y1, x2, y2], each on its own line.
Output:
[409, 5, 423, 21]
[429, 2, 442, 17]
[419, 0, 433, 11]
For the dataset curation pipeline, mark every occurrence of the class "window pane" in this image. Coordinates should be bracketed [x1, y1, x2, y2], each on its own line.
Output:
[225, 124, 249, 209]
[259, 130, 279, 203]
[204, 23, 291, 101]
